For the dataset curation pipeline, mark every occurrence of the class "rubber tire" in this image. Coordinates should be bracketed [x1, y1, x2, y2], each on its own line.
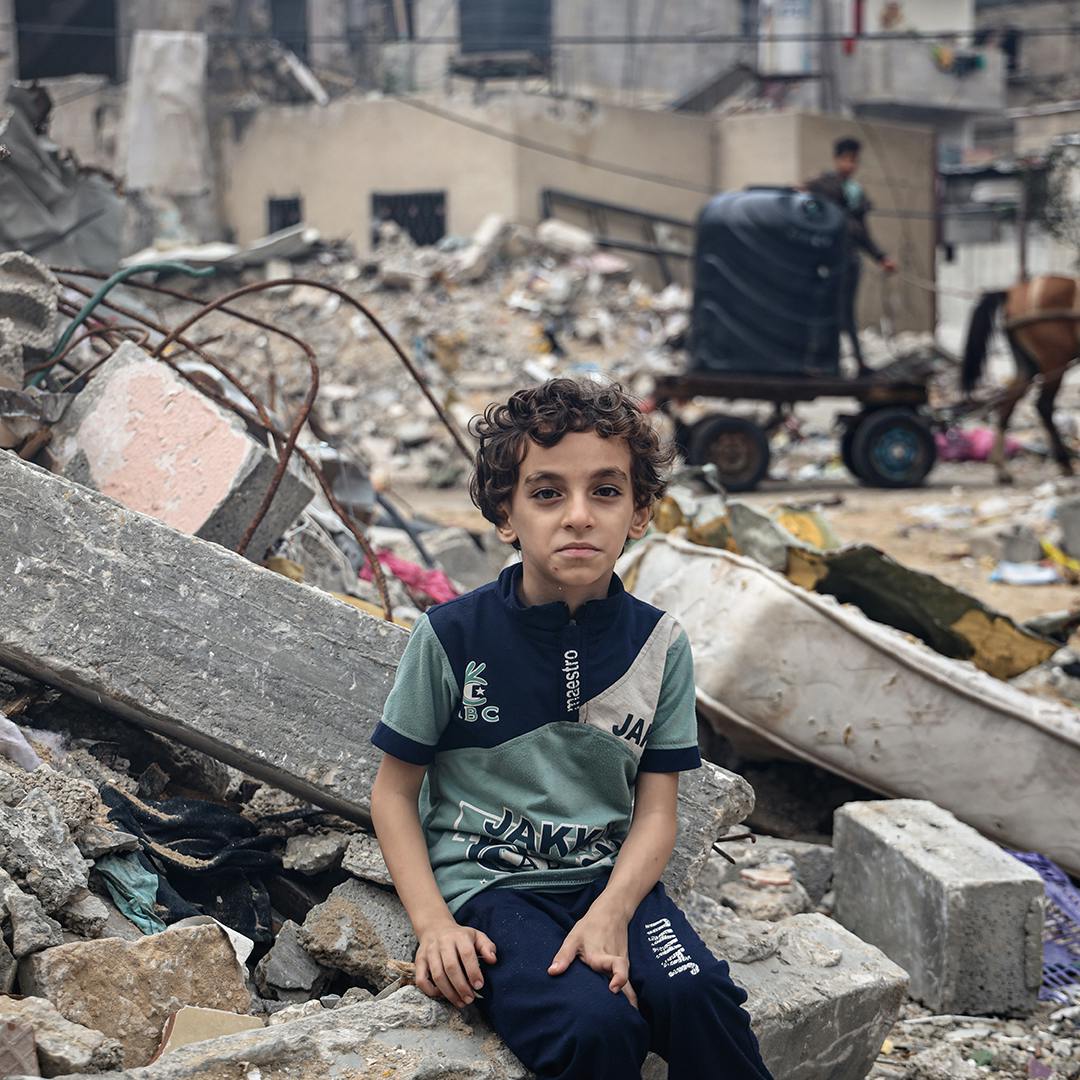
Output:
[849, 408, 937, 488]
[687, 414, 771, 493]
[840, 419, 868, 482]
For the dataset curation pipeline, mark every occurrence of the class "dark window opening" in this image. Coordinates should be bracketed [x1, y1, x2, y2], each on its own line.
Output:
[268, 197, 303, 234]
[16, 0, 118, 81]
[458, 0, 551, 59]
[740, 0, 760, 39]
[271, 0, 309, 61]
[372, 191, 447, 248]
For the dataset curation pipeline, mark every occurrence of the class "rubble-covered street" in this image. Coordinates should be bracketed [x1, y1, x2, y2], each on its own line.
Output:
[2, 3, 1080, 1077]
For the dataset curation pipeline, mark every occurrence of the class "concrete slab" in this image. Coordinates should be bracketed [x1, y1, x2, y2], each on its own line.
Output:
[0, 450, 406, 822]
[834, 799, 1044, 1016]
[46, 342, 313, 560]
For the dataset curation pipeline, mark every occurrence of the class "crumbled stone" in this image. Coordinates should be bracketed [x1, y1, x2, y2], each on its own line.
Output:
[5, 885, 63, 957]
[718, 878, 813, 922]
[0, 763, 102, 831]
[0, 994, 123, 1076]
[340, 832, 393, 887]
[0, 790, 89, 913]
[18, 923, 251, 1067]
[254, 920, 330, 1003]
[266, 999, 324, 1025]
[337, 986, 375, 1008]
[56, 890, 110, 939]
[74, 825, 139, 861]
[282, 832, 348, 876]
[299, 879, 416, 989]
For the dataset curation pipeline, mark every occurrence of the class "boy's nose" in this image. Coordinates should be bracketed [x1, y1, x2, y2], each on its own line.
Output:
[562, 493, 595, 530]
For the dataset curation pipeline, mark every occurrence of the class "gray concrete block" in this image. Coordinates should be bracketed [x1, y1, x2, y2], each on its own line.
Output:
[0, 251, 59, 386]
[0, 450, 407, 823]
[46, 342, 314, 560]
[834, 799, 1044, 1016]
[662, 896, 909, 1080]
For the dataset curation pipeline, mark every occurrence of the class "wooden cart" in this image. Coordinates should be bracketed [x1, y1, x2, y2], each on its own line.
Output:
[651, 370, 938, 492]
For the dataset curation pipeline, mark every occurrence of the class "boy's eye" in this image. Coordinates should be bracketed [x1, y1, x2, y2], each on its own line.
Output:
[595, 485, 622, 498]
[531, 488, 561, 501]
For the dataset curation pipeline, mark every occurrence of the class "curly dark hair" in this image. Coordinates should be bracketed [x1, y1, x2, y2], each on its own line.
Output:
[468, 378, 674, 530]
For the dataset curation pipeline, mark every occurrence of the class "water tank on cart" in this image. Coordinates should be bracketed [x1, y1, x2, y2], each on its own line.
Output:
[690, 187, 847, 377]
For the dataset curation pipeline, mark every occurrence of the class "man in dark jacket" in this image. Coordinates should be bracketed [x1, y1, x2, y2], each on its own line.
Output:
[806, 137, 896, 376]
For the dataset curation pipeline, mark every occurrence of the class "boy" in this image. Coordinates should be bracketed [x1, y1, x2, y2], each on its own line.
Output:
[370, 379, 772, 1080]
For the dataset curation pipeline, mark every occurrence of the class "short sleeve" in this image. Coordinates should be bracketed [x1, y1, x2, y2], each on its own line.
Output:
[638, 628, 702, 773]
[371, 614, 457, 766]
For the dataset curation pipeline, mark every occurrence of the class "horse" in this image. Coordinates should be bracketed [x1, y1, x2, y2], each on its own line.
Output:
[961, 274, 1080, 484]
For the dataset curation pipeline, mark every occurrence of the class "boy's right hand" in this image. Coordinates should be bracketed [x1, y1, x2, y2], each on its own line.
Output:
[414, 921, 497, 1008]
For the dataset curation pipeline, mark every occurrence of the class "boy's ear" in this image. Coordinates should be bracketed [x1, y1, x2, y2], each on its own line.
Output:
[495, 504, 518, 546]
[627, 504, 651, 541]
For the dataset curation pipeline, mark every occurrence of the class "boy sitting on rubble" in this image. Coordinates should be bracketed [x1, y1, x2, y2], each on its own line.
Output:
[370, 378, 772, 1080]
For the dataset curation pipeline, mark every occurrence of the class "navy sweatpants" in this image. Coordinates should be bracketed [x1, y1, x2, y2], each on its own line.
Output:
[457, 876, 773, 1080]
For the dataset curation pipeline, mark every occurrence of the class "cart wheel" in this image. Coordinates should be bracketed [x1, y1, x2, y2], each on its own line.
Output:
[850, 408, 937, 488]
[840, 419, 867, 482]
[687, 415, 771, 492]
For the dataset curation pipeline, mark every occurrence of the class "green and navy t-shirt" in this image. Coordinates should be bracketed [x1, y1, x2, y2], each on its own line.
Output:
[371, 564, 701, 914]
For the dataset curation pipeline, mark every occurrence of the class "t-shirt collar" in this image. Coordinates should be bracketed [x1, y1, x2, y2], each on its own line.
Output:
[497, 563, 625, 630]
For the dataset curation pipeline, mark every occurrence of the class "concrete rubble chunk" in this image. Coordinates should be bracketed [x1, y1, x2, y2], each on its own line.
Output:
[0, 939, 16, 994]
[0, 764, 102, 831]
[834, 799, 1044, 1016]
[718, 878, 813, 922]
[17, 923, 251, 1067]
[35, 986, 527, 1079]
[282, 831, 348, 876]
[298, 879, 416, 989]
[56, 891, 110, 940]
[0, 790, 89, 913]
[341, 831, 393, 887]
[0, 995, 122, 1076]
[266, 999, 323, 1025]
[5, 886, 63, 958]
[0, 1015, 38, 1078]
[536, 218, 596, 257]
[696, 834, 835, 906]
[74, 826, 139, 862]
[670, 894, 908, 1080]
[253, 920, 330, 1003]
[663, 762, 755, 903]
[0, 451, 407, 823]
[0, 252, 59, 391]
[447, 213, 510, 283]
[44, 342, 315, 561]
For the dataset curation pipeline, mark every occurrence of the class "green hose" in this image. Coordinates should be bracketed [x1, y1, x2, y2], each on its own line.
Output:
[33, 261, 217, 387]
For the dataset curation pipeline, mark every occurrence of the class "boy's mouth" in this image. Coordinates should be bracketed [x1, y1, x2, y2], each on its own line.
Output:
[557, 543, 601, 557]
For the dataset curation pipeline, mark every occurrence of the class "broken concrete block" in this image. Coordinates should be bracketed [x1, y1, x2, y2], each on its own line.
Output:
[678, 895, 908, 1080]
[45, 342, 314, 560]
[718, 877, 813, 922]
[0, 764, 103, 832]
[298, 879, 416, 989]
[253, 920, 330, 1003]
[74, 825, 139, 861]
[341, 831, 393, 887]
[36, 986, 527, 1078]
[834, 799, 1044, 1016]
[282, 831, 347, 876]
[17, 923, 251, 1067]
[0, 252, 59, 388]
[5, 886, 63, 957]
[0, 791, 89, 913]
[0, 995, 122, 1076]
[56, 890, 110, 939]
[0, 452, 406, 823]
[0, 939, 15, 993]
[266, 999, 323, 1025]
[536, 218, 596, 257]
[662, 761, 755, 903]
[448, 213, 510, 283]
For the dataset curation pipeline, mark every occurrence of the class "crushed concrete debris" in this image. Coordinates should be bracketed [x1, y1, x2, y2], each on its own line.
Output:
[253, 920, 330, 1004]
[0, 995, 123, 1076]
[340, 831, 393, 887]
[282, 832, 348, 876]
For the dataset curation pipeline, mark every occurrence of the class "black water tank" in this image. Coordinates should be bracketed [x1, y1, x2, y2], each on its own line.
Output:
[690, 187, 848, 376]
[458, 0, 552, 59]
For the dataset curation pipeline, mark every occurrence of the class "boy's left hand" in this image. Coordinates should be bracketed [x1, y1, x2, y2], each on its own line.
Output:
[548, 906, 638, 1008]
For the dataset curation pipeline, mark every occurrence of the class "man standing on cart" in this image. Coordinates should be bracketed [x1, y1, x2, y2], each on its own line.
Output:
[806, 137, 897, 378]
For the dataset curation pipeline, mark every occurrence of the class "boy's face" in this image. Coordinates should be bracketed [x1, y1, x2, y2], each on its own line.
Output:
[835, 151, 859, 179]
[496, 430, 650, 607]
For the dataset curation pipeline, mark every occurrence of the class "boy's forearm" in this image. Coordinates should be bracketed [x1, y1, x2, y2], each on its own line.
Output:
[591, 809, 676, 922]
[370, 788, 456, 935]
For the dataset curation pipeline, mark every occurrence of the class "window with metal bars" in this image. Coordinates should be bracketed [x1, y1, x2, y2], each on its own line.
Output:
[372, 191, 447, 247]
[267, 197, 303, 235]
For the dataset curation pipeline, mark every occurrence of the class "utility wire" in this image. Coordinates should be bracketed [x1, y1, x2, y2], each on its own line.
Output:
[7, 21, 1080, 45]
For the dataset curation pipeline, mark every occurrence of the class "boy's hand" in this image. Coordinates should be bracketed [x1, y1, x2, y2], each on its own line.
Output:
[548, 906, 639, 1008]
[414, 920, 497, 1008]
